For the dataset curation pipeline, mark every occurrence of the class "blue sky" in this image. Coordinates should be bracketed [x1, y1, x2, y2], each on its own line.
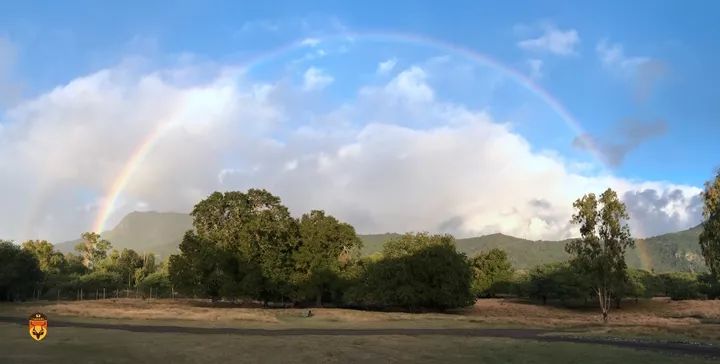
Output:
[0, 1, 717, 241]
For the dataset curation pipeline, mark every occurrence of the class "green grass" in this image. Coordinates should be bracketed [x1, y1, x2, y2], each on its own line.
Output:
[1, 322, 715, 364]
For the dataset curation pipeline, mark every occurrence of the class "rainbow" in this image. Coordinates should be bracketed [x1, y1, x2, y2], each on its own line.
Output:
[634, 238, 653, 271]
[90, 31, 607, 235]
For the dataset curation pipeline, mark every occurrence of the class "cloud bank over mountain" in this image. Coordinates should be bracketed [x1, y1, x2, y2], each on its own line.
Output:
[0, 57, 702, 242]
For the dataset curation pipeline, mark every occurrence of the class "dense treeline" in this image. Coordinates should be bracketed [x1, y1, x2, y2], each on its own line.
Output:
[483, 262, 720, 304]
[165, 189, 473, 309]
[0, 234, 168, 301]
[1, 170, 720, 315]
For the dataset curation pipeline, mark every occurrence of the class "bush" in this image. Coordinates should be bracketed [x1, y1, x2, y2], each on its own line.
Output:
[137, 271, 172, 297]
[698, 273, 720, 299]
[345, 233, 474, 310]
[470, 249, 513, 297]
[660, 272, 702, 300]
[525, 262, 591, 305]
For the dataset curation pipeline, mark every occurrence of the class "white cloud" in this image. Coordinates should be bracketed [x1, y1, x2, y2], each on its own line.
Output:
[527, 59, 543, 79]
[518, 25, 580, 55]
[0, 61, 701, 243]
[300, 38, 321, 47]
[596, 39, 649, 70]
[378, 66, 434, 103]
[302, 67, 334, 91]
[377, 58, 397, 74]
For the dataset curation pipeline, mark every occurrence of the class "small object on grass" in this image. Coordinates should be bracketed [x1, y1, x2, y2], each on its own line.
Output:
[302, 309, 313, 318]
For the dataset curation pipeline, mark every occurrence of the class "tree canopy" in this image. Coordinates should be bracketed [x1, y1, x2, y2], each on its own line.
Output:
[566, 188, 634, 322]
[699, 170, 720, 278]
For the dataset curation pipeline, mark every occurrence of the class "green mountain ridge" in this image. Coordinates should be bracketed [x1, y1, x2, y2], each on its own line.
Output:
[55, 211, 192, 257]
[57, 211, 707, 273]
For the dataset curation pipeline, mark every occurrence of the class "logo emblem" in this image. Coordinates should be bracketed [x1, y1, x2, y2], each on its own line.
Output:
[28, 312, 48, 341]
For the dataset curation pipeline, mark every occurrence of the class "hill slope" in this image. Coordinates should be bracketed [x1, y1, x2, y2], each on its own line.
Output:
[56, 211, 707, 272]
[56, 211, 192, 258]
[359, 227, 707, 273]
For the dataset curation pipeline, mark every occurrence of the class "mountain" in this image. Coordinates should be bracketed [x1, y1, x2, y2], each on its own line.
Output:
[360, 227, 707, 273]
[55, 211, 192, 258]
[56, 211, 707, 272]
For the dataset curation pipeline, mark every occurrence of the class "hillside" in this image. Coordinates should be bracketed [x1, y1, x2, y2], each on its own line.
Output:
[56, 211, 192, 258]
[359, 227, 707, 273]
[56, 211, 707, 272]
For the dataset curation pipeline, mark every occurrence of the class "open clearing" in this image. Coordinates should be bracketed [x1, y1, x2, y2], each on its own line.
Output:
[1, 298, 719, 363]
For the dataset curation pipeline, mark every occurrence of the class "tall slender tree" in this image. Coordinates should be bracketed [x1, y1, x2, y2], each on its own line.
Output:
[699, 169, 720, 278]
[566, 188, 634, 322]
[74, 232, 112, 270]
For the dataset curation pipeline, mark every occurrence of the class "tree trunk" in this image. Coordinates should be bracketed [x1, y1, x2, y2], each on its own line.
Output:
[316, 293, 322, 307]
[597, 288, 610, 323]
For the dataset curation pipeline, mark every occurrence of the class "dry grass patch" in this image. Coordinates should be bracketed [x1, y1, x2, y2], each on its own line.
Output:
[2, 299, 282, 323]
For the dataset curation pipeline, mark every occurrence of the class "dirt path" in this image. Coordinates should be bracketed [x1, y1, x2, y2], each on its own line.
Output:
[1, 315, 718, 358]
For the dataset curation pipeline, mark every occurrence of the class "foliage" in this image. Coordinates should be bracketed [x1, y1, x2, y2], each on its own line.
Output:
[0, 240, 43, 301]
[699, 169, 720, 278]
[523, 262, 591, 304]
[566, 189, 634, 322]
[293, 210, 362, 305]
[698, 273, 720, 299]
[346, 233, 474, 310]
[75, 232, 112, 270]
[659, 272, 702, 300]
[189, 189, 301, 301]
[137, 271, 172, 297]
[168, 231, 223, 299]
[470, 248, 513, 297]
[78, 271, 123, 293]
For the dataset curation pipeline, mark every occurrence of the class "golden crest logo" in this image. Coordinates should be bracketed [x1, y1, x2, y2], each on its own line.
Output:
[28, 312, 48, 341]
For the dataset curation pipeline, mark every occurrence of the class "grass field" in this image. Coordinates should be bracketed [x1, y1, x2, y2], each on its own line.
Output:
[1, 298, 719, 363]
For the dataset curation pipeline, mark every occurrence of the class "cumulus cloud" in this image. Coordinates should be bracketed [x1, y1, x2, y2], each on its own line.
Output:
[0, 60, 701, 243]
[378, 66, 434, 103]
[302, 67, 334, 91]
[517, 25, 580, 55]
[623, 188, 703, 237]
[573, 119, 668, 167]
[377, 58, 397, 74]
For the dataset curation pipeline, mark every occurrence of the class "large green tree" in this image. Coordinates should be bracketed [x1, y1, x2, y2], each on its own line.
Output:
[349, 233, 474, 310]
[0, 241, 43, 301]
[170, 189, 301, 302]
[566, 188, 634, 322]
[294, 210, 362, 305]
[169, 231, 222, 298]
[75, 232, 112, 270]
[21, 240, 66, 275]
[699, 170, 720, 278]
[470, 248, 513, 298]
[21, 240, 67, 298]
[116, 248, 144, 288]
